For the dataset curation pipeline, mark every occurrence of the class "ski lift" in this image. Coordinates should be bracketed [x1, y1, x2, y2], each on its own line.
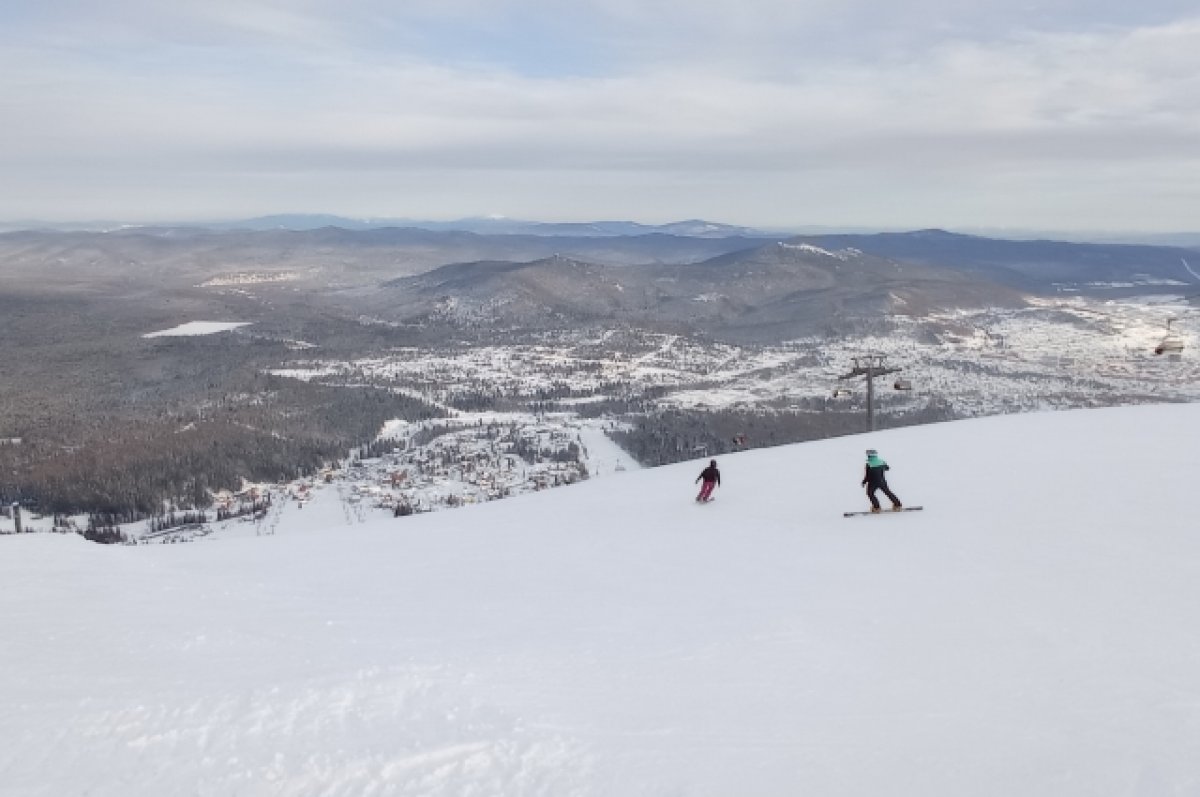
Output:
[1155, 338, 1184, 355]
[832, 387, 853, 398]
[893, 378, 913, 391]
[1154, 318, 1185, 356]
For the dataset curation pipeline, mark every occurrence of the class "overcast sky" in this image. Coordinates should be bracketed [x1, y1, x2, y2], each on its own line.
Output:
[3, 1, 1198, 231]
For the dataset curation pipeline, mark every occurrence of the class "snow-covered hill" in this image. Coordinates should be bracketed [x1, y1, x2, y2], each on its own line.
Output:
[3, 404, 1199, 796]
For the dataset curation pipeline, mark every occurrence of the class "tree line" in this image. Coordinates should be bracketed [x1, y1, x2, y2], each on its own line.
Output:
[0, 377, 447, 517]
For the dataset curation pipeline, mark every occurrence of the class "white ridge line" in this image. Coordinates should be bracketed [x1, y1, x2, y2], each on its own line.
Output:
[1182, 258, 1200, 283]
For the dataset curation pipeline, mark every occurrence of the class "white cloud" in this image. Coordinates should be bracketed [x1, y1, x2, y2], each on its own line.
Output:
[1, 3, 1198, 229]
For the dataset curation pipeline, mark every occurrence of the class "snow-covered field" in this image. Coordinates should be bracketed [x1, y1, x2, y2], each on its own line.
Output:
[4, 403, 1200, 795]
[143, 321, 250, 337]
[276, 297, 1200, 416]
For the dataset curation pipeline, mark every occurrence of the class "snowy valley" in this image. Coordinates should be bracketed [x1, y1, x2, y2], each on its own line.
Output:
[4, 290, 1199, 544]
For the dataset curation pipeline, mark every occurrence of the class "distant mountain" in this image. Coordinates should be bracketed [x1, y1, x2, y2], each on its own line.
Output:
[0, 226, 768, 292]
[1070, 232, 1200, 248]
[213, 214, 384, 231]
[796, 229, 1200, 293]
[0, 214, 775, 237]
[373, 240, 1024, 341]
[7, 224, 1196, 343]
[201, 215, 776, 238]
[5, 216, 1199, 248]
[521, 219, 770, 239]
[957, 228, 1200, 248]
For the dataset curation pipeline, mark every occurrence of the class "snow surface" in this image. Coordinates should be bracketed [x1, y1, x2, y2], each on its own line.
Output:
[143, 321, 250, 338]
[4, 404, 1200, 795]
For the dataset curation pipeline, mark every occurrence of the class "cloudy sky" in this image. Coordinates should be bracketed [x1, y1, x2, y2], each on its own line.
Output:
[3, 0, 1198, 231]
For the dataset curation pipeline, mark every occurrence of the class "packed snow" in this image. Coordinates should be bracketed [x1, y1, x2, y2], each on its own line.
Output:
[3, 404, 1200, 795]
[143, 321, 250, 338]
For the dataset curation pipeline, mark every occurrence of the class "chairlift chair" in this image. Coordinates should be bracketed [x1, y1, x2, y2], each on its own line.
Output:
[1155, 337, 1184, 355]
[1154, 318, 1185, 355]
[893, 378, 913, 391]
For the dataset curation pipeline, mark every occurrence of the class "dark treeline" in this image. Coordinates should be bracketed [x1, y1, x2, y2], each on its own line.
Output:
[214, 495, 271, 522]
[509, 436, 583, 465]
[406, 422, 461, 449]
[0, 377, 447, 516]
[530, 385, 675, 419]
[608, 400, 957, 467]
[147, 510, 210, 533]
[444, 378, 633, 412]
[83, 523, 126, 545]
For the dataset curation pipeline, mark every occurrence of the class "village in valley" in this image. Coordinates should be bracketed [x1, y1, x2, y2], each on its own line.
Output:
[0, 411, 635, 543]
[3, 291, 1199, 544]
[206, 411, 632, 543]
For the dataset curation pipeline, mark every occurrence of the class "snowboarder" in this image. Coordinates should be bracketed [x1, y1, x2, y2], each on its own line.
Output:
[861, 449, 902, 512]
[695, 459, 720, 503]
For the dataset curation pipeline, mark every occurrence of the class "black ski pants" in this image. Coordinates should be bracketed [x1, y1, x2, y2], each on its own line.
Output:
[866, 481, 901, 509]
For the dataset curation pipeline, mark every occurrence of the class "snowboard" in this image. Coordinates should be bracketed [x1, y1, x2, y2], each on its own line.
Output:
[843, 506, 923, 517]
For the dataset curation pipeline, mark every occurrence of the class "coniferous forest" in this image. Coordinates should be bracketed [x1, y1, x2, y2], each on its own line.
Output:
[0, 375, 446, 517]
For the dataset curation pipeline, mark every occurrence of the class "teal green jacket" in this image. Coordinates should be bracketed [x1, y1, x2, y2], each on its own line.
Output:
[863, 456, 890, 486]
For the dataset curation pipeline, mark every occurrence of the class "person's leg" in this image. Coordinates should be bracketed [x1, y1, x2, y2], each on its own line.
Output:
[867, 485, 881, 510]
[882, 485, 902, 508]
[700, 481, 715, 501]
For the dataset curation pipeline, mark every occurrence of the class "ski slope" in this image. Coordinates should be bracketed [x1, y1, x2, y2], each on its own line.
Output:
[3, 404, 1200, 796]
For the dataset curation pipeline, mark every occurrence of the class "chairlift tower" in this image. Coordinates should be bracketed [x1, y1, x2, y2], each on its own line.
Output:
[837, 354, 901, 432]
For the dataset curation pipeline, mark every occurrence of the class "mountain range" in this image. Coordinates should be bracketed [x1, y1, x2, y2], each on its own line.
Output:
[370, 241, 1027, 340]
[794, 229, 1200, 292]
[3, 223, 1198, 344]
[0, 214, 778, 239]
[7, 214, 1200, 247]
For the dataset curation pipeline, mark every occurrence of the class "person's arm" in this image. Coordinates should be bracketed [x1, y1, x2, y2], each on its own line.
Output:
[861, 465, 868, 486]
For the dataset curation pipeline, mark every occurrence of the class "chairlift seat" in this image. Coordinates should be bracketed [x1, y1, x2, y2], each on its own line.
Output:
[1155, 336, 1185, 355]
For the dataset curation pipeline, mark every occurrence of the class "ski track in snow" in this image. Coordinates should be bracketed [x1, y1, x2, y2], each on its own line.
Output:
[1, 669, 591, 796]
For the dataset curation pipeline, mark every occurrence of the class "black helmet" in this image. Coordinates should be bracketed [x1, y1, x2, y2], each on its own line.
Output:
[710, 459, 717, 467]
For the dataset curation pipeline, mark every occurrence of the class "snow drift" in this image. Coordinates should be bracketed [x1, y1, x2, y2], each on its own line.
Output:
[2, 403, 1199, 796]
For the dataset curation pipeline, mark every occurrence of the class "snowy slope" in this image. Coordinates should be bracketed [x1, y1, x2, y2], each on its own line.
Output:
[3, 404, 1200, 796]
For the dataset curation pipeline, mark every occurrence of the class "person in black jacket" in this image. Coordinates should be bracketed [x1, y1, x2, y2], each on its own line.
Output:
[695, 459, 720, 502]
[862, 449, 902, 512]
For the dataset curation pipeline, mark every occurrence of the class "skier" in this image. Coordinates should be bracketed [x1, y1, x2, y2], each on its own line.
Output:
[695, 459, 720, 503]
[861, 449, 902, 513]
